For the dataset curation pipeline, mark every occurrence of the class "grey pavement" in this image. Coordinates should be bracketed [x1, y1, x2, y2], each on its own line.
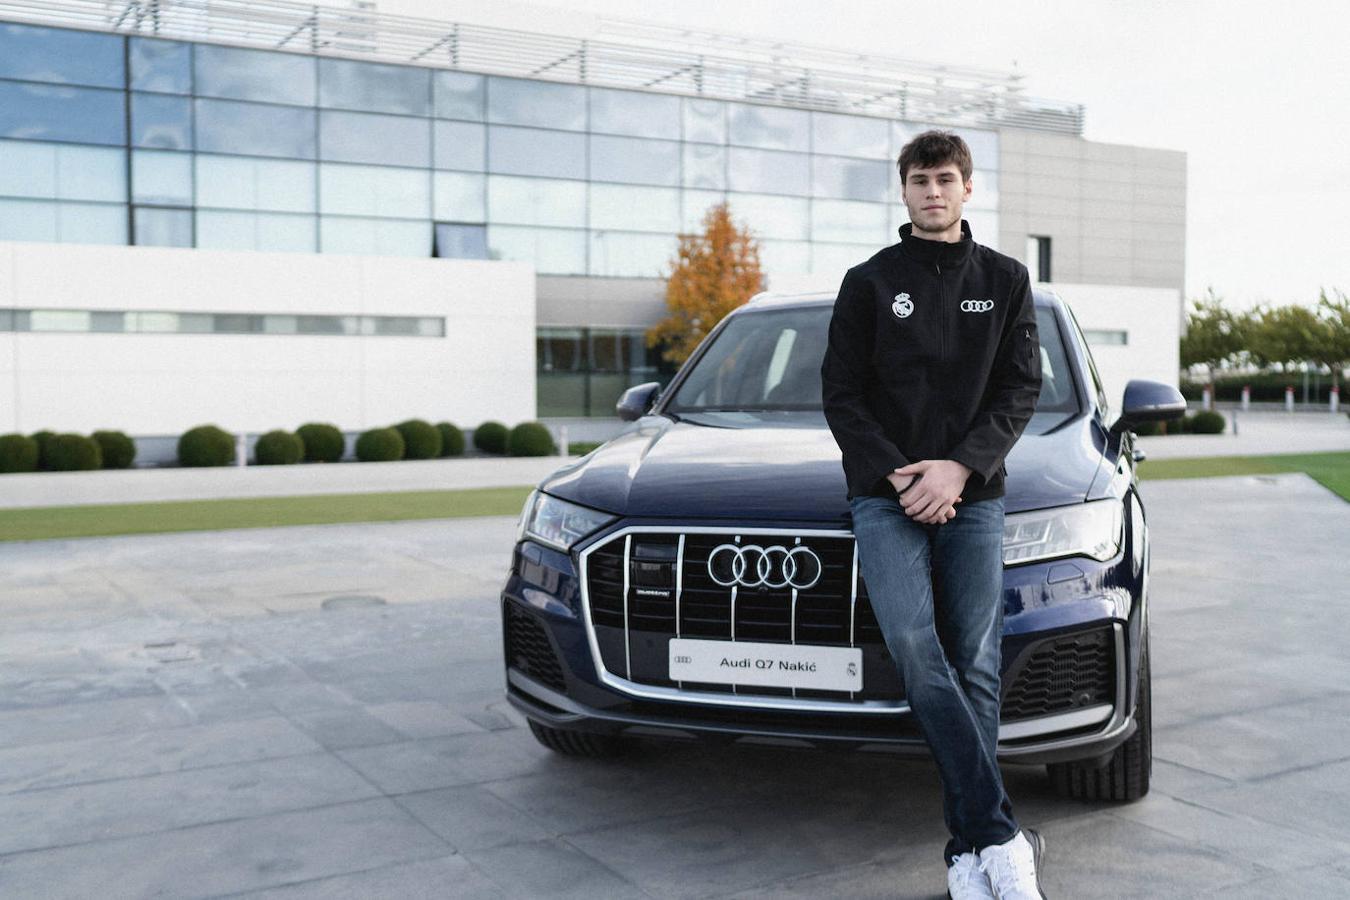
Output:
[0, 473, 1348, 897]
[1135, 409, 1350, 459]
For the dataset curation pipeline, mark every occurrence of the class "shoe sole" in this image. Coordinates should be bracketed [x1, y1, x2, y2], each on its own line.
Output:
[1024, 827, 1047, 899]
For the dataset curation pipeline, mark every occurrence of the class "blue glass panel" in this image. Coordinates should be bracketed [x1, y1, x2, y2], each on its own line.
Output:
[683, 98, 726, 144]
[133, 151, 193, 206]
[727, 147, 809, 196]
[432, 171, 485, 222]
[0, 81, 125, 146]
[487, 176, 585, 228]
[319, 111, 430, 167]
[130, 38, 192, 93]
[811, 199, 887, 243]
[319, 57, 430, 115]
[589, 135, 679, 187]
[134, 206, 193, 247]
[197, 210, 316, 252]
[0, 141, 124, 201]
[320, 217, 431, 257]
[811, 112, 889, 159]
[589, 231, 674, 277]
[434, 223, 488, 259]
[727, 103, 809, 151]
[487, 225, 586, 275]
[487, 126, 585, 179]
[194, 44, 316, 106]
[319, 164, 429, 218]
[196, 155, 315, 213]
[811, 155, 890, 202]
[589, 184, 678, 233]
[131, 93, 192, 150]
[0, 23, 124, 88]
[433, 120, 485, 171]
[434, 71, 485, 121]
[487, 77, 586, 131]
[682, 143, 725, 190]
[195, 99, 317, 159]
[590, 88, 679, 139]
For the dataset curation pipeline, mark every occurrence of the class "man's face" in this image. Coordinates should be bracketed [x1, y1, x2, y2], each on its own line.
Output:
[901, 161, 972, 239]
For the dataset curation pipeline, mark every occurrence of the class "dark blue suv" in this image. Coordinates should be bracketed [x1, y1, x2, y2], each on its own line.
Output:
[501, 289, 1184, 802]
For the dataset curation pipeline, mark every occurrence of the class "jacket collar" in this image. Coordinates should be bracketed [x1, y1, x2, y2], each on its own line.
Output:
[897, 220, 975, 267]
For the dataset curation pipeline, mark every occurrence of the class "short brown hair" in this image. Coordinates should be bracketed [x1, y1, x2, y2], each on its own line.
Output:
[897, 130, 973, 184]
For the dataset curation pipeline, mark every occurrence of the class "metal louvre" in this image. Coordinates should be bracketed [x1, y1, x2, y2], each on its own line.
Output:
[0, 0, 1084, 135]
[1001, 626, 1116, 720]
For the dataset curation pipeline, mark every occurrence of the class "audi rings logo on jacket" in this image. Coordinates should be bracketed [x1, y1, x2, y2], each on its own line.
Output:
[961, 299, 995, 313]
[706, 544, 823, 590]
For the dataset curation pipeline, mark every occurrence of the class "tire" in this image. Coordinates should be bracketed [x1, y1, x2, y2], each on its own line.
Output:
[527, 719, 629, 757]
[1047, 631, 1152, 802]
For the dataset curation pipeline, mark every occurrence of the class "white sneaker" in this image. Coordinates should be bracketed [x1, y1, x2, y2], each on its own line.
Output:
[977, 828, 1046, 899]
[947, 850, 998, 899]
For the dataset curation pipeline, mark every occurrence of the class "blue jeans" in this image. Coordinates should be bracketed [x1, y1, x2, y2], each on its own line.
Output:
[849, 493, 1019, 865]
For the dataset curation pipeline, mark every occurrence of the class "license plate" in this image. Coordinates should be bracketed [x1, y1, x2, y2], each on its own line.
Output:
[668, 638, 862, 691]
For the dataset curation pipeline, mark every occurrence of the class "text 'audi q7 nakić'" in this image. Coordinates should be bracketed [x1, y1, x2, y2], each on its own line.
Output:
[501, 288, 1186, 801]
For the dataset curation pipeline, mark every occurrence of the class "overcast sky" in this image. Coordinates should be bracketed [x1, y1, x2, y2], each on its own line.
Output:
[389, 0, 1350, 311]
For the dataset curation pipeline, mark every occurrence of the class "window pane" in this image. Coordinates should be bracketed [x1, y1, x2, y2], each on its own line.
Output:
[194, 44, 316, 106]
[197, 155, 316, 213]
[811, 155, 889, 202]
[683, 98, 726, 144]
[589, 135, 679, 187]
[130, 38, 191, 93]
[319, 164, 429, 218]
[133, 151, 192, 205]
[29, 309, 92, 331]
[812, 241, 877, 275]
[0, 140, 55, 198]
[0, 198, 56, 241]
[726, 193, 808, 240]
[590, 88, 679, 138]
[728, 103, 809, 151]
[213, 314, 263, 334]
[91, 311, 126, 333]
[131, 93, 192, 150]
[811, 111, 889, 158]
[57, 202, 127, 244]
[319, 111, 430, 167]
[487, 176, 585, 228]
[955, 129, 999, 169]
[296, 315, 357, 335]
[891, 120, 926, 158]
[727, 148, 809, 196]
[968, 169, 999, 210]
[134, 207, 193, 247]
[433, 120, 485, 171]
[537, 328, 584, 371]
[683, 143, 725, 190]
[0, 82, 125, 146]
[434, 223, 488, 259]
[487, 126, 585, 179]
[487, 225, 585, 274]
[812, 199, 887, 244]
[54, 145, 126, 202]
[488, 77, 586, 130]
[0, 23, 124, 88]
[319, 57, 429, 115]
[320, 217, 430, 256]
[263, 315, 298, 335]
[759, 239, 812, 276]
[964, 209, 1000, 251]
[195, 99, 316, 159]
[432, 171, 485, 221]
[433, 71, 485, 121]
[682, 190, 726, 232]
[589, 184, 678, 233]
[589, 231, 674, 278]
[196, 210, 317, 252]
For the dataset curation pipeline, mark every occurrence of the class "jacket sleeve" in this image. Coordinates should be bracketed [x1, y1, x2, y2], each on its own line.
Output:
[948, 266, 1043, 484]
[821, 269, 911, 492]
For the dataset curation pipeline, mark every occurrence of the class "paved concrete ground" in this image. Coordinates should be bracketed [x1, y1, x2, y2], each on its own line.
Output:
[1135, 409, 1349, 459]
[0, 473, 1348, 898]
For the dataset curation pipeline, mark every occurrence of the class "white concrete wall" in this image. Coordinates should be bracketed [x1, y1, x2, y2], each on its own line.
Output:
[0, 241, 535, 436]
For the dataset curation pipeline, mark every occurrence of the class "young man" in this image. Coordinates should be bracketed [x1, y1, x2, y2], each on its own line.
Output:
[820, 130, 1046, 900]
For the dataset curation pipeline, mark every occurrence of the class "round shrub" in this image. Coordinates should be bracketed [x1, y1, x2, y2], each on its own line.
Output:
[30, 430, 55, 470]
[178, 424, 236, 467]
[92, 430, 136, 469]
[296, 422, 345, 463]
[0, 433, 39, 473]
[254, 430, 304, 465]
[1190, 410, 1226, 434]
[436, 422, 465, 457]
[45, 433, 102, 471]
[474, 420, 509, 454]
[395, 418, 442, 460]
[507, 421, 556, 457]
[355, 427, 404, 462]
[1130, 420, 1163, 437]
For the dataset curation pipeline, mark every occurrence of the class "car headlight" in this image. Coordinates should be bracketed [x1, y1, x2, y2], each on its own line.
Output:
[518, 491, 616, 553]
[1002, 499, 1123, 566]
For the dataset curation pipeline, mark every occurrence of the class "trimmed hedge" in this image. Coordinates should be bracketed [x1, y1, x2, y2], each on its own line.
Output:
[178, 425, 236, 467]
[0, 433, 39, 473]
[92, 430, 136, 469]
[30, 430, 55, 470]
[1191, 410, 1226, 434]
[507, 421, 556, 457]
[46, 433, 102, 471]
[395, 418, 442, 460]
[436, 422, 465, 457]
[255, 430, 304, 465]
[1131, 420, 1163, 436]
[474, 420, 508, 454]
[356, 427, 404, 462]
[297, 422, 345, 463]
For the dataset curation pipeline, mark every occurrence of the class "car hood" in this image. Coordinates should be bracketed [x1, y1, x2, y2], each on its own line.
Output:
[540, 413, 1108, 525]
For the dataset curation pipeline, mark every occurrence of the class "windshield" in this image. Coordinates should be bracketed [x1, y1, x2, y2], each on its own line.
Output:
[665, 304, 1078, 416]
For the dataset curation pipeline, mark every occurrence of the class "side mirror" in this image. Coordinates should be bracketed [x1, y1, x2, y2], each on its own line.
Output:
[1109, 379, 1187, 434]
[616, 381, 662, 422]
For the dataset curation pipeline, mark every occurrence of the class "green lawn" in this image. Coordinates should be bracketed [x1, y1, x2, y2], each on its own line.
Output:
[0, 486, 535, 543]
[1138, 450, 1350, 501]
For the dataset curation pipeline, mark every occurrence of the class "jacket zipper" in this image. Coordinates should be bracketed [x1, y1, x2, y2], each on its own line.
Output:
[935, 262, 946, 363]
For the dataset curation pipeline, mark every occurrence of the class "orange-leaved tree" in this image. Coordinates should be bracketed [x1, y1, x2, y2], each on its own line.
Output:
[647, 202, 764, 366]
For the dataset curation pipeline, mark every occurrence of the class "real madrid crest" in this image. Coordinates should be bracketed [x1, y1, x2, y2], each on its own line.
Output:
[892, 292, 913, 319]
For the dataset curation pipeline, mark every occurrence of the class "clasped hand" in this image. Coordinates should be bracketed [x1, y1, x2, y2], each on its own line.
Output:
[885, 459, 972, 525]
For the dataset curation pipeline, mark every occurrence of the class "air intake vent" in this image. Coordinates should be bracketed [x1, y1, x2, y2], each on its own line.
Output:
[504, 602, 566, 693]
[1001, 627, 1114, 720]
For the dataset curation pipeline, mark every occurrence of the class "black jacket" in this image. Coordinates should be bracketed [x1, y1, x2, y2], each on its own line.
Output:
[821, 221, 1042, 502]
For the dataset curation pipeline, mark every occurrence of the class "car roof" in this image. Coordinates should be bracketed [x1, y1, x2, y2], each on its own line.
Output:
[741, 287, 1060, 311]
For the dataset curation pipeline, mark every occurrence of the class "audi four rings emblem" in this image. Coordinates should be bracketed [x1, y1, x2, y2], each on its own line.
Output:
[961, 299, 995, 313]
[706, 544, 823, 590]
